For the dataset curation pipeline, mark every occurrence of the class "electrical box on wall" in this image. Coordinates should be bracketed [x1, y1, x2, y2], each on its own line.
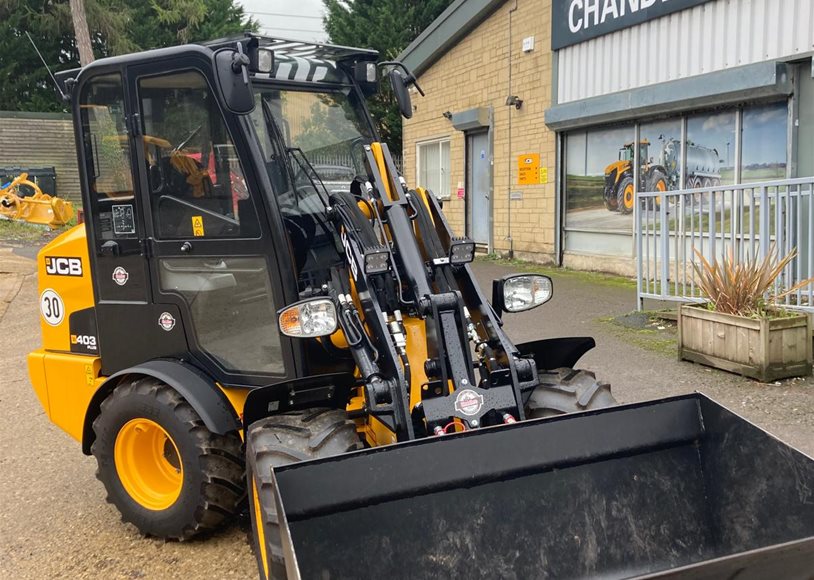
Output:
[522, 36, 534, 52]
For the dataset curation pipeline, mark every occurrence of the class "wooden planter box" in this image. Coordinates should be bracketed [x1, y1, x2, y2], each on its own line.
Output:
[678, 305, 813, 382]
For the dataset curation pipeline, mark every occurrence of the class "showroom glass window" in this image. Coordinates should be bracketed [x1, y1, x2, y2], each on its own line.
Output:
[741, 102, 788, 183]
[564, 124, 635, 231]
[685, 111, 736, 187]
[638, 119, 683, 192]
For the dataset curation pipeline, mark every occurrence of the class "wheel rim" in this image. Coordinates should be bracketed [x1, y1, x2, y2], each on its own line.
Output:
[623, 183, 634, 209]
[252, 478, 270, 579]
[114, 418, 184, 510]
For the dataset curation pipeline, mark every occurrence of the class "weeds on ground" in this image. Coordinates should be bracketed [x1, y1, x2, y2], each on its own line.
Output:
[0, 217, 76, 244]
[598, 311, 677, 357]
[0, 218, 50, 242]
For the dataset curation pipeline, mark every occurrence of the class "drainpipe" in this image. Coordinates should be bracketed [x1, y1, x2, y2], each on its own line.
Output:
[506, 0, 518, 259]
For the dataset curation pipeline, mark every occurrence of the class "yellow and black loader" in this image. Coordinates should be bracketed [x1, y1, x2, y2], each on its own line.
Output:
[28, 34, 814, 579]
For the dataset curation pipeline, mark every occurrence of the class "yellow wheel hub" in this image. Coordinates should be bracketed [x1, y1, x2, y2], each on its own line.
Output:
[656, 180, 666, 207]
[114, 418, 184, 510]
[623, 184, 634, 209]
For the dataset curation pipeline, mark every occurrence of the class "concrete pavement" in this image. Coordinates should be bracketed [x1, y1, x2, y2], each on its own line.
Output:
[1, 250, 811, 579]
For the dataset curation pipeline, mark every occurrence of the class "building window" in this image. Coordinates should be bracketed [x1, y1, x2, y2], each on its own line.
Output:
[564, 124, 635, 232]
[638, 119, 682, 192]
[417, 139, 450, 199]
[741, 102, 788, 183]
[685, 111, 736, 188]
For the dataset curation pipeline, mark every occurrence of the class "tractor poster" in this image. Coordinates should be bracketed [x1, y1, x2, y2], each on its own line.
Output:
[564, 103, 787, 233]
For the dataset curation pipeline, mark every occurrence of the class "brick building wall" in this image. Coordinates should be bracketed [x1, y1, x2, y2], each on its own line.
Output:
[402, 0, 556, 262]
[0, 111, 80, 202]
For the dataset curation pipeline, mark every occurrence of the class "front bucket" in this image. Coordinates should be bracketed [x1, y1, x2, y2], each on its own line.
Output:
[270, 394, 814, 579]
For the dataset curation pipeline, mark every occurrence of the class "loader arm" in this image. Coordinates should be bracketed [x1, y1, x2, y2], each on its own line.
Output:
[303, 142, 539, 441]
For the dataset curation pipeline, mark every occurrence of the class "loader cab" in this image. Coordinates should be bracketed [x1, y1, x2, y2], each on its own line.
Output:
[68, 37, 379, 388]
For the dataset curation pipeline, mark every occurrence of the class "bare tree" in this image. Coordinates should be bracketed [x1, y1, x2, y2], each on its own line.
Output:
[69, 0, 94, 65]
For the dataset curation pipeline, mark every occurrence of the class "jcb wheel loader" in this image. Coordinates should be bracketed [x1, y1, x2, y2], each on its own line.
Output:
[28, 34, 814, 579]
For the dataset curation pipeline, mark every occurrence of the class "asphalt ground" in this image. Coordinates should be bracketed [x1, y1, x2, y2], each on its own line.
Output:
[1, 246, 812, 579]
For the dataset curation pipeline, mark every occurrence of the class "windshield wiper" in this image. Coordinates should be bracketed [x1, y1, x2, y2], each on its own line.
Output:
[287, 147, 331, 208]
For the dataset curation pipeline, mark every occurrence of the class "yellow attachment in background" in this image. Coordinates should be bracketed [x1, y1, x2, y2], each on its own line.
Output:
[0, 172, 75, 228]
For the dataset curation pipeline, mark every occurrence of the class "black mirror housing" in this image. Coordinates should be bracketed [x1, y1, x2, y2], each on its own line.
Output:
[213, 48, 255, 115]
[389, 69, 412, 119]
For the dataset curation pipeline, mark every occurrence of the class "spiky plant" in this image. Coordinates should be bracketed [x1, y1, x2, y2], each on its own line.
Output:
[692, 245, 814, 317]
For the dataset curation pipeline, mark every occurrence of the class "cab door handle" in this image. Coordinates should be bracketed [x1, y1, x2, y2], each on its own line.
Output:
[100, 240, 120, 256]
[180, 241, 193, 253]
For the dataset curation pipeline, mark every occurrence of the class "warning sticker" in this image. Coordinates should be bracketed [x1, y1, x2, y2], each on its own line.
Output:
[517, 153, 540, 185]
[192, 215, 205, 237]
[112, 205, 136, 235]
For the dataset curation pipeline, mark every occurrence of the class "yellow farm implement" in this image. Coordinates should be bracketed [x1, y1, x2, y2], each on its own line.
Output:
[0, 172, 74, 228]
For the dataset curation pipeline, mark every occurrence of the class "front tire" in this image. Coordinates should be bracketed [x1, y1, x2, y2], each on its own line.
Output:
[91, 377, 245, 540]
[526, 368, 617, 419]
[616, 176, 635, 215]
[247, 409, 362, 580]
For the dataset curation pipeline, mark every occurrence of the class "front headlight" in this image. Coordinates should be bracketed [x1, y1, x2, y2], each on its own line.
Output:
[278, 298, 338, 338]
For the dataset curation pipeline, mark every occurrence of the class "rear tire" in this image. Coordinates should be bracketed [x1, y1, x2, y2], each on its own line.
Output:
[91, 377, 245, 540]
[246, 409, 362, 580]
[648, 170, 668, 210]
[526, 368, 617, 419]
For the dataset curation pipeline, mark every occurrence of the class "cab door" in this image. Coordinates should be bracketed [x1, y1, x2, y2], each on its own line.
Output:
[126, 58, 294, 387]
[75, 70, 158, 374]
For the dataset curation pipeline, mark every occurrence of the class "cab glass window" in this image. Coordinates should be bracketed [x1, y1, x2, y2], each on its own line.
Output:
[79, 73, 137, 240]
[158, 256, 283, 375]
[138, 70, 260, 239]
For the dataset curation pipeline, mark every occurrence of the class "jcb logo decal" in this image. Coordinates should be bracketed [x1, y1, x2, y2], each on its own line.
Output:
[45, 257, 83, 277]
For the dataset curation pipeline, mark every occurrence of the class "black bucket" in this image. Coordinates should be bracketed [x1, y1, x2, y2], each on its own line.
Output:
[270, 394, 814, 579]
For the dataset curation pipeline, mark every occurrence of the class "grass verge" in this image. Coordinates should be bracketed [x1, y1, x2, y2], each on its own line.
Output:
[0, 219, 51, 243]
[478, 254, 637, 290]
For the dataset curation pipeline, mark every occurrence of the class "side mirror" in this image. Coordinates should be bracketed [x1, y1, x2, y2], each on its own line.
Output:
[389, 69, 413, 119]
[213, 46, 255, 115]
[278, 298, 338, 338]
[491, 274, 553, 317]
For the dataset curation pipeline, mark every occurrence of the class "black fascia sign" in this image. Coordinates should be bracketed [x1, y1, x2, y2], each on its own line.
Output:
[552, 0, 713, 50]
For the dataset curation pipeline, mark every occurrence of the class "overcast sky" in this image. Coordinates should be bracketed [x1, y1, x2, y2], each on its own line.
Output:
[238, 0, 328, 42]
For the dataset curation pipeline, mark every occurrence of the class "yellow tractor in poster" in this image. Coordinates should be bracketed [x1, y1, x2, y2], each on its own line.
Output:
[603, 140, 667, 214]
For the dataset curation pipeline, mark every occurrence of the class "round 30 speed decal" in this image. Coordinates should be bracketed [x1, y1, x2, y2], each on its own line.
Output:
[40, 289, 65, 326]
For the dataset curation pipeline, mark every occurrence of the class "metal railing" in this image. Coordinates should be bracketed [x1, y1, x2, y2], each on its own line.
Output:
[636, 177, 814, 313]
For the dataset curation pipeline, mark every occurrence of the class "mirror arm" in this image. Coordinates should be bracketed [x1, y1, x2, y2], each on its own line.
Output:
[378, 61, 424, 96]
[231, 41, 250, 85]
